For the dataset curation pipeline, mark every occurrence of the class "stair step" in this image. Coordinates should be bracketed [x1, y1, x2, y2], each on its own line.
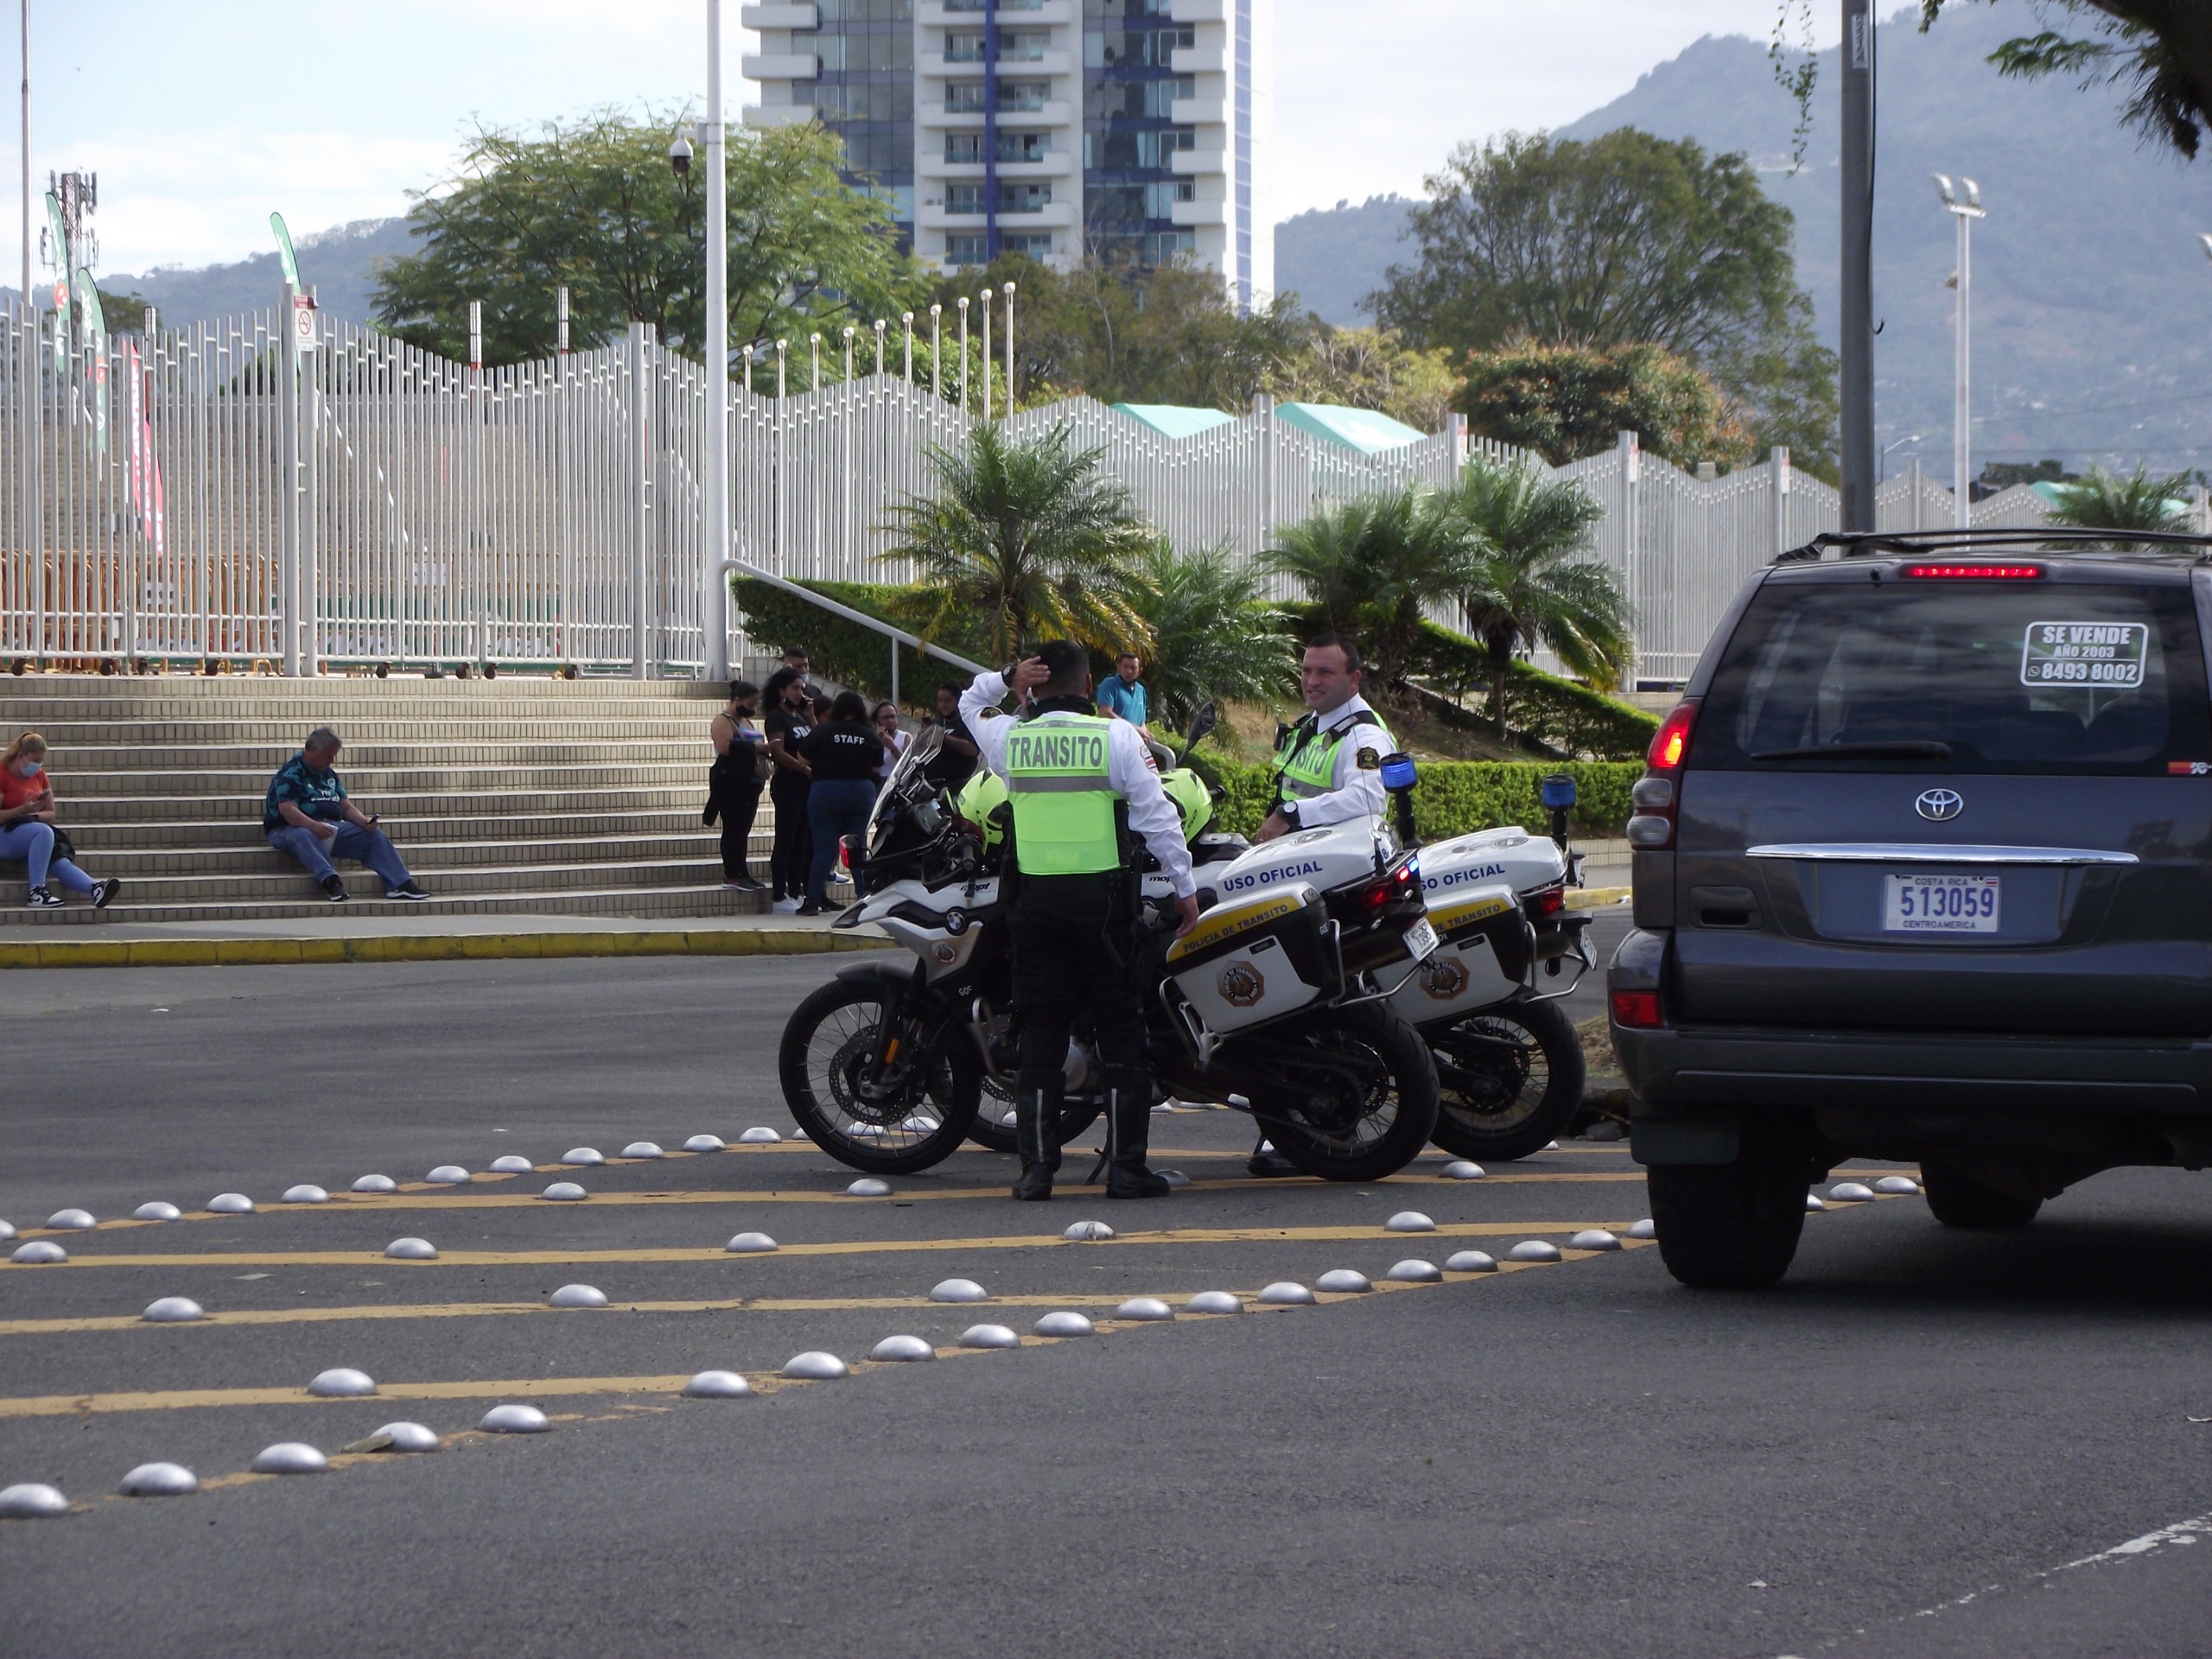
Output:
[0, 883, 788, 927]
[33, 808, 784, 849]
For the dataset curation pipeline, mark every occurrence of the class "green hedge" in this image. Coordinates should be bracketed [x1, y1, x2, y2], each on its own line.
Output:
[730, 577, 963, 703]
[1195, 756, 1638, 841]
[1410, 624, 1659, 761]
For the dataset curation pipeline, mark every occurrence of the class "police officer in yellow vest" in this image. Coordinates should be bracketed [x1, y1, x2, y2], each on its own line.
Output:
[1249, 631, 1396, 1175]
[961, 641, 1200, 1201]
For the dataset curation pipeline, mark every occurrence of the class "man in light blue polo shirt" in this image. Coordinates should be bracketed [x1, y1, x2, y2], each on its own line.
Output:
[1096, 651, 1148, 731]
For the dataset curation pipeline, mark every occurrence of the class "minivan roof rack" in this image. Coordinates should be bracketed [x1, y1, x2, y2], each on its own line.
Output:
[1777, 527, 2212, 564]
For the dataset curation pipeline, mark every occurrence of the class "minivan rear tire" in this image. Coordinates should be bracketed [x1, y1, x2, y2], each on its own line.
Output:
[1648, 1147, 1808, 1289]
[1921, 1161, 2043, 1230]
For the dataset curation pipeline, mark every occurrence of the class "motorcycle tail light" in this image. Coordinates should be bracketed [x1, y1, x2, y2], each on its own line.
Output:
[1611, 990, 1662, 1029]
[1524, 883, 1566, 917]
[1360, 860, 1419, 912]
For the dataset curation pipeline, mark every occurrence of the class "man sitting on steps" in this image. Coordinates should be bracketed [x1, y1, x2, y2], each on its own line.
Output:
[264, 728, 429, 903]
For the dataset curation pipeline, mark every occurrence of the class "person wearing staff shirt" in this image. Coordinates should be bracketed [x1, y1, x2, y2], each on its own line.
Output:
[1247, 632, 1396, 1175]
[962, 641, 1198, 1202]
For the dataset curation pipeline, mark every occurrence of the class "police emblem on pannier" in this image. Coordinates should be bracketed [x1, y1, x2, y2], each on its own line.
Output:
[1217, 962, 1266, 1007]
[1418, 956, 1468, 1001]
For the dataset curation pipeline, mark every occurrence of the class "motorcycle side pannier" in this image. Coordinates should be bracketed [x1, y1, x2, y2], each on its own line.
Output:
[1164, 883, 1339, 1035]
[1387, 881, 1532, 1025]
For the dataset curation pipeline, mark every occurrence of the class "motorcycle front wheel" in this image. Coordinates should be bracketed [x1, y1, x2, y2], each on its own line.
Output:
[1424, 999, 1585, 1163]
[1238, 1004, 1440, 1182]
[779, 980, 982, 1173]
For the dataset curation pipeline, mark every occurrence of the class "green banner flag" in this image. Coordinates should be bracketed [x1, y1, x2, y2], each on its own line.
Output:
[270, 212, 300, 290]
[43, 191, 68, 374]
[73, 268, 106, 453]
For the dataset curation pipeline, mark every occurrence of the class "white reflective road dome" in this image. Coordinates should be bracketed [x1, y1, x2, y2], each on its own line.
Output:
[251, 1442, 327, 1475]
[207, 1193, 254, 1213]
[1033, 1312, 1095, 1337]
[307, 1368, 377, 1397]
[351, 1175, 397, 1193]
[959, 1324, 1020, 1349]
[540, 1182, 588, 1202]
[930, 1279, 988, 1303]
[489, 1155, 534, 1173]
[141, 1297, 205, 1323]
[1315, 1269, 1372, 1294]
[782, 1351, 849, 1380]
[0, 1482, 69, 1517]
[1257, 1282, 1314, 1305]
[725, 1232, 779, 1253]
[1185, 1292, 1243, 1314]
[683, 1135, 726, 1153]
[11, 1241, 65, 1264]
[1569, 1230, 1622, 1252]
[1114, 1298, 1173, 1321]
[1063, 1220, 1114, 1242]
[480, 1404, 550, 1433]
[683, 1371, 753, 1398]
[1384, 1211, 1435, 1233]
[736, 1128, 782, 1145]
[425, 1166, 469, 1185]
[372, 1422, 442, 1452]
[45, 1208, 95, 1230]
[548, 1285, 608, 1308]
[118, 1462, 197, 1497]
[385, 1236, 437, 1260]
[1384, 1260, 1443, 1283]
[1507, 1241, 1562, 1263]
[1444, 1251, 1497, 1273]
[280, 1185, 328, 1205]
[868, 1335, 936, 1363]
[621, 1142, 664, 1160]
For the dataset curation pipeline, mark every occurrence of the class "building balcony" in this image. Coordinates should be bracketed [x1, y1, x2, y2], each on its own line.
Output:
[1169, 44, 1221, 75]
[921, 151, 1075, 179]
[1170, 197, 1228, 228]
[742, 103, 818, 130]
[917, 50, 1072, 78]
[1168, 0, 1229, 19]
[740, 3, 818, 27]
[918, 99, 1074, 129]
[917, 200, 1076, 230]
[741, 53, 819, 81]
[1169, 145, 1229, 177]
[1170, 96, 1229, 126]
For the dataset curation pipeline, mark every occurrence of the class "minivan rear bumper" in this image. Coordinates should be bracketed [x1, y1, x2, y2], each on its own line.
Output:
[1614, 1022, 2210, 1117]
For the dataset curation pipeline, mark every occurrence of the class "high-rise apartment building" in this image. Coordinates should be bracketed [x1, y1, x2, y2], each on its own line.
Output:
[742, 0, 1270, 308]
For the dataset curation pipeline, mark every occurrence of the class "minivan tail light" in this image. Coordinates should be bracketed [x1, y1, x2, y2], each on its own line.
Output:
[1902, 563, 2043, 579]
[1648, 701, 1696, 771]
[1611, 990, 1662, 1029]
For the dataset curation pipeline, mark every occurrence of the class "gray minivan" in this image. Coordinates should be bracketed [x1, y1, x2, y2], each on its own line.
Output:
[1611, 529, 2212, 1287]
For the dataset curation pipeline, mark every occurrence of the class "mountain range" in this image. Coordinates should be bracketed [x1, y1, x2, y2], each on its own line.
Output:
[1276, 5, 2212, 480]
[100, 7, 2212, 479]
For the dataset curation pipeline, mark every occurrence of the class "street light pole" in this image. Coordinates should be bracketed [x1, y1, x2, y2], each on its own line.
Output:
[702, 0, 732, 679]
[1935, 174, 1985, 531]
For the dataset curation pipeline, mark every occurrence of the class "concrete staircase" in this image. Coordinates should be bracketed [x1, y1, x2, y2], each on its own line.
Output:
[0, 675, 782, 925]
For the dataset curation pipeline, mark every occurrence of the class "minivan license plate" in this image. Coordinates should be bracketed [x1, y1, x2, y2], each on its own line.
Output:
[1883, 874, 2000, 932]
[1402, 918, 1440, 961]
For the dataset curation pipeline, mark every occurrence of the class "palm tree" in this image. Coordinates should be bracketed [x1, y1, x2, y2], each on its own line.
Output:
[881, 422, 1153, 663]
[1451, 454, 1629, 741]
[1262, 486, 1476, 698]
[2043, 463, 2191, 547]
[1132, 538, 1297, 734]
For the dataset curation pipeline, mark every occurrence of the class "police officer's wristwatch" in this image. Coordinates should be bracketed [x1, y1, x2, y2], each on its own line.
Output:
[1277, 800, 1301, 828]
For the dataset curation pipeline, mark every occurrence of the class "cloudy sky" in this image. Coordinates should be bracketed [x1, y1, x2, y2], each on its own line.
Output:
[21, 1, 1837, 276]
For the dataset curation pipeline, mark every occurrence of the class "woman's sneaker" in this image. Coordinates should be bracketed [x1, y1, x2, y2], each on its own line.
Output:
[25, 887, 61, 908]
[385, 880, 430, 900]
[90, 877, 123, 909]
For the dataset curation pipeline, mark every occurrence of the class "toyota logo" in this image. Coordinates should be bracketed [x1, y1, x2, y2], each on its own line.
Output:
[1916, 788, 1964, 822]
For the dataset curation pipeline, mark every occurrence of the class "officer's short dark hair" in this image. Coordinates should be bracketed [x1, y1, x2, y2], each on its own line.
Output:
[1035, 639, 1090, 696]
[1304, 632, 1363, 675]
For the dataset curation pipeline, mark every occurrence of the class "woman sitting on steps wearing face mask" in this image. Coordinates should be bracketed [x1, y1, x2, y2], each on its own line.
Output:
[1, 732, 122, 910]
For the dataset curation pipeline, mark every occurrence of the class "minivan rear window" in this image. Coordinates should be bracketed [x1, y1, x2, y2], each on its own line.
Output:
[1696, 578, 2212, 773]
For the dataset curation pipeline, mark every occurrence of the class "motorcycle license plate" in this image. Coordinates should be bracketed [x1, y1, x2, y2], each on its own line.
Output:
[1883, 873, 2000, 932]
[1402, 918, 1439, 961]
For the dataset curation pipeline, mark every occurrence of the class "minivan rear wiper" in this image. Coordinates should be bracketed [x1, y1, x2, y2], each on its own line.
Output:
[1749, 741, 1955, 760]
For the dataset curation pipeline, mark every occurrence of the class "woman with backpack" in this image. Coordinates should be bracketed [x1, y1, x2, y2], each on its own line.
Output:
[2, 733, 121, 910]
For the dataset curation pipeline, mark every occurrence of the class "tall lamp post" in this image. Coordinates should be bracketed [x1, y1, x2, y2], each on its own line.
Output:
[701, 0, 731, 680]
[1934, 174, 1985, 530]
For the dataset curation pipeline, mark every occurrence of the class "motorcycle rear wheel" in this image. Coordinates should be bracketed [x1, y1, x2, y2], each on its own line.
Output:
[779, 980, 982, 1173]
[1425, 1000, 1585, 1163]
[1243, 1005, 1440, 1182]
[963, 1077, 1102, 1153]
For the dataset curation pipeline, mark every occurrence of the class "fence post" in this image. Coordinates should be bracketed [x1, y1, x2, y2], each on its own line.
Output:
[1770, 444, 1790, 558]
[1447, 410, 1467, 474]
[2196, 481, 2209, 536]
[628, 322, 651, 680]
[1618, 429, 1639, 690]
[1253, 391, 1275, 558]
[302, 304, 321, 675]
[18, 302, 41, 655]
[1908, 455, 1923, 531]
[278, 281, 301, 675]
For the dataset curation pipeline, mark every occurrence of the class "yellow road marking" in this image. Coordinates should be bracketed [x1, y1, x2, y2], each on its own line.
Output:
[0, 1218, 1645, 1271]
[0, 1251, 1656, 1420]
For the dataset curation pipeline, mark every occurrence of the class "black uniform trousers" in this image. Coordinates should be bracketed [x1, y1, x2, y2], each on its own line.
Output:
[1011, 871, 1148, 1166]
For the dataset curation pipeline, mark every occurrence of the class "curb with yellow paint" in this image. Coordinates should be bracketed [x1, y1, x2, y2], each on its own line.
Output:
[0, 925, 888, 970]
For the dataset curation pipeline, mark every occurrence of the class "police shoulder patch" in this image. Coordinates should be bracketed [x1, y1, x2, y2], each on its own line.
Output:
[1356, 747, 1381, 770]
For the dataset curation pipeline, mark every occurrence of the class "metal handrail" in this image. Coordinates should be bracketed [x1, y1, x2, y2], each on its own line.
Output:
[721, 558, 988, 675]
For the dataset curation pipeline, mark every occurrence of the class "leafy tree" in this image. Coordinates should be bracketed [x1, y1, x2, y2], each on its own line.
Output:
[2043, 461, 2191, 543]
[1459, 342, 1755, 472]
[1979, 458, 2079, 492]
[934, 254, 1306, 411]
[881, 422, 1153, 663]
[1262, 488, 1478, 699]
[1267, 324, 1462, 433]
[1450, 454, 1629, 734]
[1127, 539, 1296, 730]
[372, 110, 927, 368]
[1370, 129, 1836, 471]
[1923, 3, 2210, 160]
[97, 288, 150, 335]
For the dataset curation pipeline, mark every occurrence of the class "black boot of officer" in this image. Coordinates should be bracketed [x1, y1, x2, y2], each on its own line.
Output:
[1248, 1136, 1301, 1179]
[1012, 1084, 1060, 1201]
[1102, 1071, 1170, 1199]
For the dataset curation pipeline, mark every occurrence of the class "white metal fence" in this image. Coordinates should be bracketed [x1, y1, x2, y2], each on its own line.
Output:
[0, 296, 2065, 683]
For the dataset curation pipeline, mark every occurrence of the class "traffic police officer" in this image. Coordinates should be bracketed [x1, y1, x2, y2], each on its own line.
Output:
[961, 641, 1199, 1201]
[1249, 631, 1396, 1175]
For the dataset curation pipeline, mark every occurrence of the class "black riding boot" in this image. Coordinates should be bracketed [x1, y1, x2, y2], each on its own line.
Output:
[1013, 1087, 1060, 1201]
[1247, 1134, 1301, 1179]
[1103, 1085, 1171, 1199]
